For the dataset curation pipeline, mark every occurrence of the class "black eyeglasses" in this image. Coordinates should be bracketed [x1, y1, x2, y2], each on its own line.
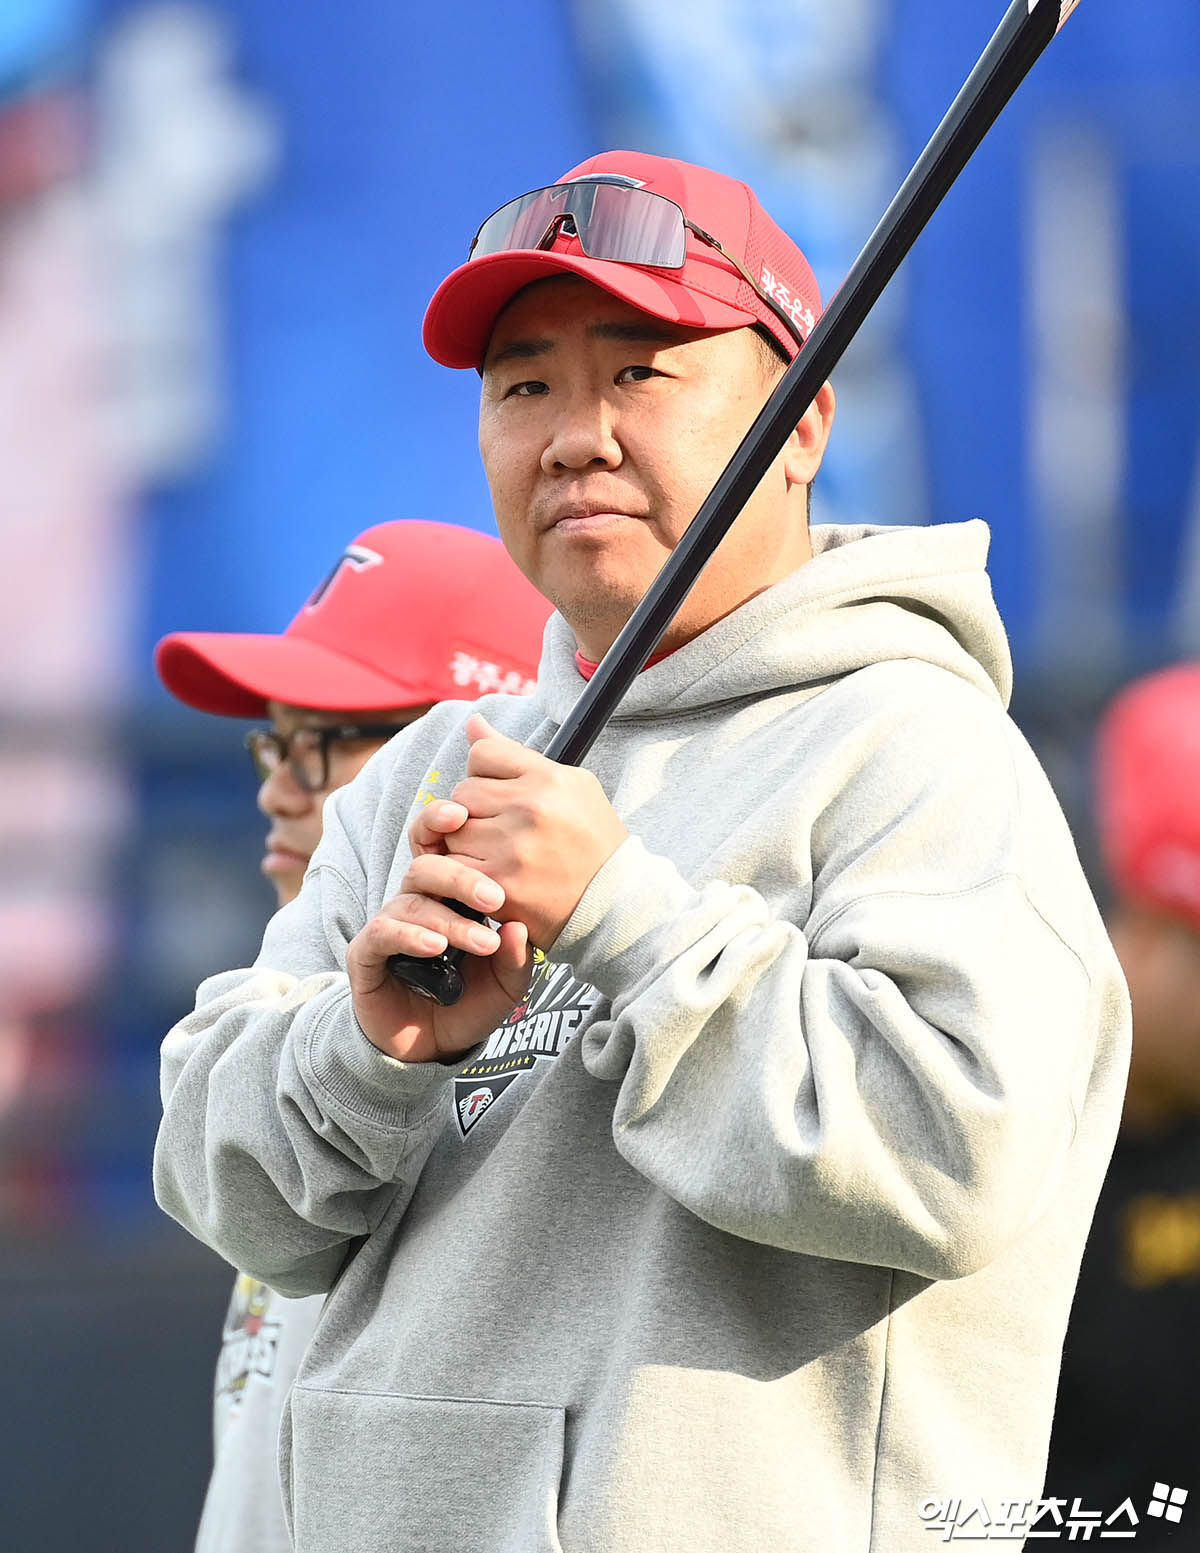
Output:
[245, 723, 412, 793]
[469, 176, 809, 349]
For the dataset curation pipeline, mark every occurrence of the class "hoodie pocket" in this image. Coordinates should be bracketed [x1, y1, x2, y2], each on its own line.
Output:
[288, 1387, 566, 1553]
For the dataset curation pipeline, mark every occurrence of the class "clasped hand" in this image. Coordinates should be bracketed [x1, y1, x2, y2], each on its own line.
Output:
[345, 713, 627, 1063]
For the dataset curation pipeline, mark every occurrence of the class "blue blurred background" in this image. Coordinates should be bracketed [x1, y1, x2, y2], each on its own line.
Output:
[0, 0, 1196, 1546]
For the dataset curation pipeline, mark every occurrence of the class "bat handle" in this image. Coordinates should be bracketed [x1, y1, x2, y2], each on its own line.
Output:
[386, 900, 487, 1007]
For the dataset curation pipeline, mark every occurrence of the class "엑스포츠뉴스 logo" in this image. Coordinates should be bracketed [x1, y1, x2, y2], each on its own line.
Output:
[918, 1482, 1189, 1540]
[1147, 1484, 1188, 1525]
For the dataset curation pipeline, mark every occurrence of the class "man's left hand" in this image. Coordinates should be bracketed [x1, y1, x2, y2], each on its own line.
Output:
[409, 712, 628, 949]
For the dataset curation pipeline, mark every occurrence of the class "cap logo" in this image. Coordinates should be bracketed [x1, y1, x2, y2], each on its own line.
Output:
[449, 650, 536, 699]
[760, 263, 815, 336]
[305, 544, 384, 610]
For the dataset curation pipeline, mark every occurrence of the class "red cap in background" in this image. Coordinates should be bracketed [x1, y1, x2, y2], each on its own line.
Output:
[423, 149, 821, 369]
[1096, 663, 1200, 932]
[154, 520, 553, 718]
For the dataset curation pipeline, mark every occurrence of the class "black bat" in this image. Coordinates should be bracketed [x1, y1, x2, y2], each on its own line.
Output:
[389, 0, 1086, 1005]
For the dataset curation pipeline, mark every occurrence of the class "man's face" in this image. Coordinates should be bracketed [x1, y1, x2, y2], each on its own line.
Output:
[479, 276, 834, 660]
[256, 700, 428, 907]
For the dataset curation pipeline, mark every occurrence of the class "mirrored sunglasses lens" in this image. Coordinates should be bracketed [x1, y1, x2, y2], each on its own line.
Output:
[472, 188, 563, 257]
[578, 185, 686, 268]
[470, 183, 686, 269]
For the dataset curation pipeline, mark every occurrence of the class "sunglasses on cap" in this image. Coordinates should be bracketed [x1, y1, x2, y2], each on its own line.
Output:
[469, 175, 807, 351]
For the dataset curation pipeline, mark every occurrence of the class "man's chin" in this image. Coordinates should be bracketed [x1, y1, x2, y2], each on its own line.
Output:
[550, 579, 654, 649]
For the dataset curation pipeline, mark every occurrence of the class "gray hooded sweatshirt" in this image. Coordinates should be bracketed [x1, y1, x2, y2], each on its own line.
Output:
[155, 521, 1130, 1553]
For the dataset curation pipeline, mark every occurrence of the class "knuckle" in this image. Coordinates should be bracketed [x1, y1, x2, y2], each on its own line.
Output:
[399, 889, 434, 923]
[407, 852, 446, 886]
[403, 855, 432, 887]
[381, 891, 420, 930]
[449, 859, 481, 891]
[353, 917, 388, 958]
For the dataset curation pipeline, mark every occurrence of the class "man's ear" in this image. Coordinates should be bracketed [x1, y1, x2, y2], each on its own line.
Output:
[782, 380, 835, 491]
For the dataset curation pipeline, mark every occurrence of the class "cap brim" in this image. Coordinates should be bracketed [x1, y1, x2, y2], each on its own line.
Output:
[154, 632, 435, 718]
[423, 250, 758, 369]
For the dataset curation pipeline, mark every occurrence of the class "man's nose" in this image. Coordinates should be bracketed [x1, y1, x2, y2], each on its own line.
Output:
[541, 394, 622, 474]
[257, 763, 314, 819]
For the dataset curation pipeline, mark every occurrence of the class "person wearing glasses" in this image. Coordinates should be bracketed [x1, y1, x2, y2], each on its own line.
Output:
[156, 153, 1129, 1552]
[154, 517, 550, 1553]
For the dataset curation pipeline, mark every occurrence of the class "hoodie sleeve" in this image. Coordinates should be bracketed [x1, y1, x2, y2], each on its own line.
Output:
[152, 743, 465, 1298]
[553, 685, 1127, 1283]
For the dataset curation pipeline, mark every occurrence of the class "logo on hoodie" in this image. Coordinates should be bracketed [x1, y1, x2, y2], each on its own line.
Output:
[214, 1275, 282, 1407]
[454, 952, 601, 1137]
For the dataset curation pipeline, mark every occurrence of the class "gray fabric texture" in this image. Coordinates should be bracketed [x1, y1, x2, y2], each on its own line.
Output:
[156, 521, 1130, 1553]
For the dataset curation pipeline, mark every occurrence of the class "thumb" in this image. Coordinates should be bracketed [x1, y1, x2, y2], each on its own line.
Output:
[490, 920, 533, 1002]
[464, 711, 498, 745]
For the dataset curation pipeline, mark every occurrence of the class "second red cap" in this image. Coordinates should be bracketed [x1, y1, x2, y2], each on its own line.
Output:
[1096, 662, 1200, 932]
[155, 520, 553, 718]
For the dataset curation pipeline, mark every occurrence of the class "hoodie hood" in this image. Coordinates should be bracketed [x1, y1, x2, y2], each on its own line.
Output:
[537, 520, 1013, 726]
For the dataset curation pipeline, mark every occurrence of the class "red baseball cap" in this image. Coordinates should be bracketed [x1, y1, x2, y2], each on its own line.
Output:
[423, 150, 821, 369]
[154, 520, 553, 718]
[1096, 663, 1200, 931]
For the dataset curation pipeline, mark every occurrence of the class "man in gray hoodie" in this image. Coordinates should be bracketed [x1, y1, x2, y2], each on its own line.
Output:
[155, 150, 1131, 1553]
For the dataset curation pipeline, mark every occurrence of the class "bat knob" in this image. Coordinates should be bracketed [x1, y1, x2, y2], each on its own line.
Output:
[386, 947, 468, 1007]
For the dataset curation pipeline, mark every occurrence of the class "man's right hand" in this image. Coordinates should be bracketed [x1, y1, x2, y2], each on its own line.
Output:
[345, 841, 531, 1064]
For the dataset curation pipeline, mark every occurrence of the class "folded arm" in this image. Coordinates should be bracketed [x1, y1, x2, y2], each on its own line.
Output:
[555, 713, 1120, 1281]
